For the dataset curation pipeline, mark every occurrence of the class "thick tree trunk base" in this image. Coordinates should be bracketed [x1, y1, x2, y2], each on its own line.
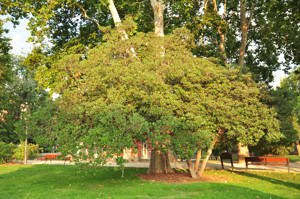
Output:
[238, 143, 249, 164]
[147, 149, 173, 174]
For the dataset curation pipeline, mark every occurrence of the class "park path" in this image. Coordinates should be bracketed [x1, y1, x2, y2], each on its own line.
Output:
[27, 160, 300, 173]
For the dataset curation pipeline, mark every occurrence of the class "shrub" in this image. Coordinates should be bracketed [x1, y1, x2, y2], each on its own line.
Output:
[0, 142, 17, 164]
[14, 142, 43, 160]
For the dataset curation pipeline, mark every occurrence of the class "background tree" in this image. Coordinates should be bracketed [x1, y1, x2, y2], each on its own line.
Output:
[254, 70, 300, 156]
[0, 56, 49, 164]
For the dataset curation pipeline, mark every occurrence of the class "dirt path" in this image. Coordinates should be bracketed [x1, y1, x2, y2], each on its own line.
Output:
[26, 160, 300, 173]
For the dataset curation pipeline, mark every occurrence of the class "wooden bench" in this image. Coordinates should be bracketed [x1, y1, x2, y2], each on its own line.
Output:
[245, 157, 289, 172]
[220, 152, 234, 170]
[45, 155, 70, 165]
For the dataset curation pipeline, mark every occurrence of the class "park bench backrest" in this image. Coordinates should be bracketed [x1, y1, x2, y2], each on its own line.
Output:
[265, 157, 289, 163]
[45, 155, 59, 159]
[220, 152, 232, 159]
[245, 157, 265, 162]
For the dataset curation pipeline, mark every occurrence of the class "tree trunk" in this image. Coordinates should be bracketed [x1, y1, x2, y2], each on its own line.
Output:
[197, 129, 225, 178]
[187, 159, 197, 178]
[147, 148, 173, 174]
[197, 139, 217, 178]
[150, 0, 165, 37]
[296, 140, 300, 156]
[108, 0, 122, 25]
[194, 149, 202, 171]
[238, 142, 249, 164]
[237, 1, 254, 67]
[213, 0, 227, 64]
[24, 138, 28, 165]
[107, 0, 136, 56]
[237, 0, 247, 67]
[218, 31, 227, 63]
[186, 149, 201, 179]
[147, 1, 173, 175]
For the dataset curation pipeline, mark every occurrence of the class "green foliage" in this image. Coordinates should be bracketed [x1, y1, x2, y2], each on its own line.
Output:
[13, 142, 42, 160]
[28, 24, 281, 173]
[250, 69, 300, 156]
[3, 0, 298, 84]
[0, 141, 16, 163]
[0, 57, 50, 143]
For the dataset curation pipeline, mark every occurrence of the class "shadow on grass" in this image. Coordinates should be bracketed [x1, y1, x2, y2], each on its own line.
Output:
[234, 171, 300, 190]
[0, 165, 290, 199]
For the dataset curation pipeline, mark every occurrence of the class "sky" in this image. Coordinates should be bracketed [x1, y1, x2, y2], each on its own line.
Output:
[3, 18, 287, 88]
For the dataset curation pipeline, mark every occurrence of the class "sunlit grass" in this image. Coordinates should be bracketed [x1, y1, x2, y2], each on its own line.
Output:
[0, 164, 299, 198]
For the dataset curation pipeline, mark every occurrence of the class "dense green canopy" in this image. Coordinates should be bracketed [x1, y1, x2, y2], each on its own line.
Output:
[28, 27, 280, 174]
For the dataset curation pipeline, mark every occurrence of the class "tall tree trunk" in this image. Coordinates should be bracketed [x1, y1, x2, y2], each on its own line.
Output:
[213, 0, 227, 64]
[238, 142, 249, 164]
[218, 31, 227, 63]
[147, 148, 173, 174]
[237, 1, 254, 66]
[296, 140, 300, 156]
[147, 0, 173, 174]
[150, 0, 165, 37]
[107, 0, 136, 56]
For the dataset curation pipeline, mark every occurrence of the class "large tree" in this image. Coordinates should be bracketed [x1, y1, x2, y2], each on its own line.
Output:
[29, 26, 280, 178]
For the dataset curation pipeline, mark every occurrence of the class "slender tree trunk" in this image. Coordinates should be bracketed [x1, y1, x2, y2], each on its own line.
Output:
[197, 129, 225, 178]
[197, 138, 218, 178]
[296, 140, 300, 156]
[212, 0, 227, 64]
[200, 1, 208, 46]
[238, 142, 249, 164]
[194, 149, 202, 171]
[237, 0, 247, 66]
[24, 137, 28, 165]
[237, 1, 255, 66]
[107, 0, 136, 56]
[147, 148, 173, 174]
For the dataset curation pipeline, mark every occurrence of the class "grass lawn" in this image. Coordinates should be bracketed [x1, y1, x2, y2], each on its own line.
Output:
[283, 155, 300, 163]
[0, 164, 299, 199]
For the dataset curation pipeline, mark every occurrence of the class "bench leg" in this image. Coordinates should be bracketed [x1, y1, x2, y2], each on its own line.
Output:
[221, 159, 224, 170]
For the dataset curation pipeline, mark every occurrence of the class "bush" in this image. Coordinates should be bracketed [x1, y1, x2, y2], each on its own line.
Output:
[0, 142, 17, 164]
[14, 142, 43, 160]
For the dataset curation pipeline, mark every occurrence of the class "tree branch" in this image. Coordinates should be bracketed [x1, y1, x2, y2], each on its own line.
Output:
[75, 2, 101, 30]
[246, 3, 255, 27]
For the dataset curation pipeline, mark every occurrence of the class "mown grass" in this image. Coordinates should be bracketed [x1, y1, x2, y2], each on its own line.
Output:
[0, 164, 299, 199]
[283, 155, 300, 163]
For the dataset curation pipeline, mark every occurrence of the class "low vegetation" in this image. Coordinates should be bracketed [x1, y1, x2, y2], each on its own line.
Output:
[0, 165, 299, 199]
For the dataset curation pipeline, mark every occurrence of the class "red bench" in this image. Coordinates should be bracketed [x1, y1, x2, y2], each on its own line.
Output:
[245, 157, 289, 172]
[45, 155, 70, 164]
